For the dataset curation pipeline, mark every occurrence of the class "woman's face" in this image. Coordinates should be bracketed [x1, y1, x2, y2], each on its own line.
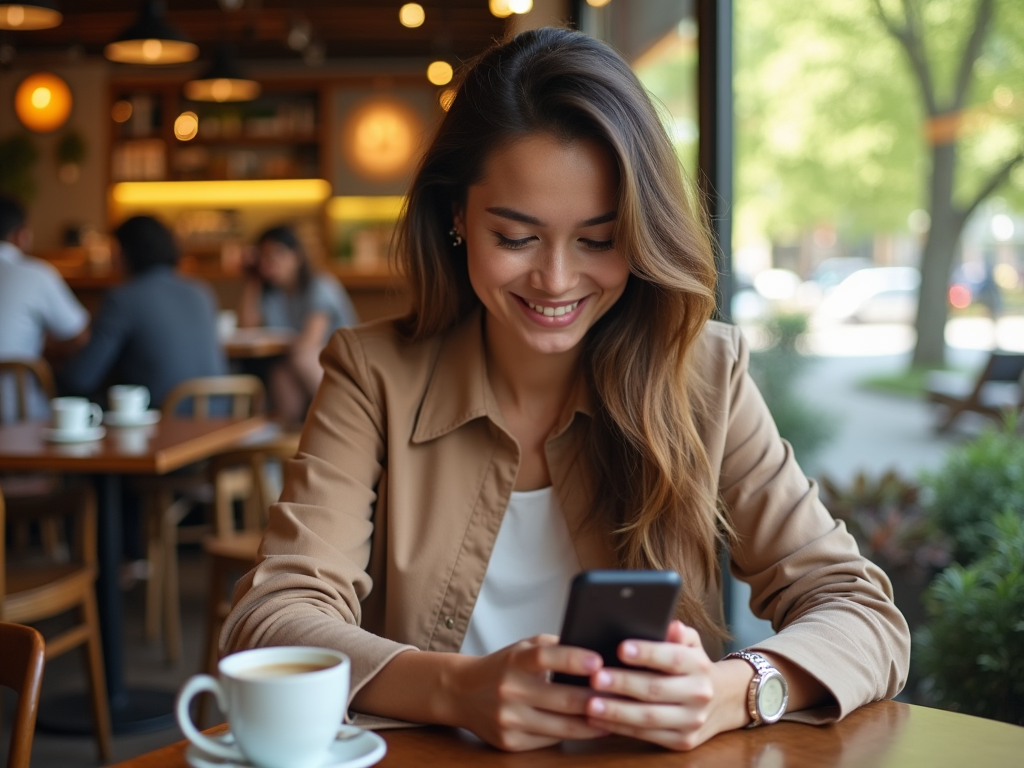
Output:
[257, 240, 301, 287]
[456, 133, 629, 359]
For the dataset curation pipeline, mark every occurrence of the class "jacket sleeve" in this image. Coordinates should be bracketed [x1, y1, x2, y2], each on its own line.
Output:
[716, 326, 910, 723]
[221, 328, 416, 710]
[58, 292, 128, 398]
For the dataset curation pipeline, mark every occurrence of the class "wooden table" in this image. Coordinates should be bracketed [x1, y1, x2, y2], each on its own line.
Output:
[112, 701, 1024, 768]
[0, 417, 269, 734]
[222, 328, 296, 360]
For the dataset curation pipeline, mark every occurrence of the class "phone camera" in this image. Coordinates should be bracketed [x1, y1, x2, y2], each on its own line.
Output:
[620, 587, 634, 598]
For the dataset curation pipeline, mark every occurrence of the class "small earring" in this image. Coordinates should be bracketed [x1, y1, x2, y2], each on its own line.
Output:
[448, 227, 464, 247]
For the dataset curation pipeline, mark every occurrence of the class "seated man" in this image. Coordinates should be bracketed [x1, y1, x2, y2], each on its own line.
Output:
[59, 216, 228, 409]
[0, 196, 90, 422]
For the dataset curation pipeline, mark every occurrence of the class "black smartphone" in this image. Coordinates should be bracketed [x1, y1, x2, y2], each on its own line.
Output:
[552, 569, 683, 686]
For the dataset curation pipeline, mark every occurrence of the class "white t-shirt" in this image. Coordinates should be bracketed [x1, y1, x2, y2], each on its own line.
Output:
[0, 241, 89, 422]
[459, 487, 581, 656]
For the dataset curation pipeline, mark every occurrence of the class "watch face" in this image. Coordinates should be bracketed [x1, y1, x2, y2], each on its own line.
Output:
[759, 675, 787, 718]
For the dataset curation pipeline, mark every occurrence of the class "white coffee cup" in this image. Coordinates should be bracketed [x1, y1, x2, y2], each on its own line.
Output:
[50, 397, 103, 433]
[176, 646, 350, 768]
[217, 310, 239, 341]
[108, 385, 150, 417]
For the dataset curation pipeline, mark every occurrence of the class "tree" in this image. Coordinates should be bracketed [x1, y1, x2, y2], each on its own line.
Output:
[873, 0, 1024, 367]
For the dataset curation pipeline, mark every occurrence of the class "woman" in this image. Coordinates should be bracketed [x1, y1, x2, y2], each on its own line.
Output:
[238, 225, 358, 422]
[224, 29, 909, 752]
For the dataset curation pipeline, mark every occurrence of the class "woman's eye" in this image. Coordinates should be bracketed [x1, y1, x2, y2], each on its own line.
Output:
[494, 233, 534, 250]
[581, 238, 615, 252]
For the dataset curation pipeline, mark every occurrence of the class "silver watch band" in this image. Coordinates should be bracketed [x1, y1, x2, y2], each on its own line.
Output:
[723, 651, 787, 727]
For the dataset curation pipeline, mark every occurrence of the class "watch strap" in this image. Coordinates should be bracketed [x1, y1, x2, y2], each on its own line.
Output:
[723, 651, 783, 727]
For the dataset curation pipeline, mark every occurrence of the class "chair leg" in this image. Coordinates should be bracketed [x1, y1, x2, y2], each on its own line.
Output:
[144, 495, 164, 642]
[81, 587, 114, 762]
[162, 497, 191, 664]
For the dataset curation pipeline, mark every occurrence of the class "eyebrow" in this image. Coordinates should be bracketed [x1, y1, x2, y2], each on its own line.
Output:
[485, 206, 617, 228]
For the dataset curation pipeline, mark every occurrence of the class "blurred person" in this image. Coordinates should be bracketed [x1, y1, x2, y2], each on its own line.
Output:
[59, 215, 227, 408]
[0, 195, 89, 422]
[238, 225, 358, 423]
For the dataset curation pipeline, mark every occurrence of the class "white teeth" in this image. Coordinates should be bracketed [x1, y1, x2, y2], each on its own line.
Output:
[526, 300, 579, 317]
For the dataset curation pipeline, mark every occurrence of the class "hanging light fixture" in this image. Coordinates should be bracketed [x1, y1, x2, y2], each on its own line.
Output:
[105, 0, 198, 65]
[184, 45, 260, 102]
[0, 2, 61, 30]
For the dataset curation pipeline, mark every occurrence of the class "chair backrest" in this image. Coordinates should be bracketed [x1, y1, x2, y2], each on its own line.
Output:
[0, 359, 56, 423]
[161, 375, 267, 421]
[985, 352, 1024, 384]
[0, 622, 45, 768]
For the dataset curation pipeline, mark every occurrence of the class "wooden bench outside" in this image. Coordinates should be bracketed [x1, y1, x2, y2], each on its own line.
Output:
[926, 350, 1024, 431]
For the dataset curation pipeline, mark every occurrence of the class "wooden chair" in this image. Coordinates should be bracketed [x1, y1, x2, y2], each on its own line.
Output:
[0, 359, 64, 560]
[142, 375, 267, 663]
[0, 622, 45, 768]
[926, 351, 1024, 431]
[196, 432, 300, 725]
[0, 487, 113, 762]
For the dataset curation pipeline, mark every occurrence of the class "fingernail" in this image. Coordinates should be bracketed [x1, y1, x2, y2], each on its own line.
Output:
[584, 654, 602, 671]
[622, 642, 638, 659]
[590, 698, 606, 715]
[595, 670, 612, 688]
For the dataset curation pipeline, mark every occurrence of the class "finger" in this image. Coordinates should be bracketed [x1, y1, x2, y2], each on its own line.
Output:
[591, 667, 714, 705]
[517, 642, 603, 678]
[500, 704, 609, 742]
[587, 719, 703, 752]
[618, 640, 711, 676]
[586, 696, 706, 731]
[665, 620, 701, 647]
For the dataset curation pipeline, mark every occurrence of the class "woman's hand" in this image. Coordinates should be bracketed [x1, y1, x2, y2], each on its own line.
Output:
[583, 621, 752, 751]
[448, 634, 611, 751]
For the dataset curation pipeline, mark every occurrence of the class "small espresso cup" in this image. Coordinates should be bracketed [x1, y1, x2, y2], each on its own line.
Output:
[176, 646, 350, 768]
[50, 397, 103, 433]
[108, 385, 150, 417]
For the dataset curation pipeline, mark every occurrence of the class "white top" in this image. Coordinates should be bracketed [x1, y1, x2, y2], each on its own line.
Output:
[0, 242, 89, 422]
[459, 487, 581, 656]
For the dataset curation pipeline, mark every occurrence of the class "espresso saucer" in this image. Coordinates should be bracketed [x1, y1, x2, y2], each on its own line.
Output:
[103, 410, 161, 428]
[185, 725, 386, 768]
[43, 426, 106, 443]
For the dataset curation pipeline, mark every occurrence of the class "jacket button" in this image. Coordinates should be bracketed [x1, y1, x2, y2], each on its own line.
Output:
[444, 616, 455, 629]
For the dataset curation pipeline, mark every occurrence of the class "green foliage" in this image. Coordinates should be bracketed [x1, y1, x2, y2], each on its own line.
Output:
[56, 130, 87, 166]
[0, 134, 40, 204]
[748, 313, 835, 467]
[920, 416, 1024, 563]
[820, 470, 951, 575]
[914, 510, 1024, 725]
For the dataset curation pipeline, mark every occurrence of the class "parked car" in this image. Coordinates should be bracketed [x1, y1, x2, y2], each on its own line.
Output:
[817, 267, 920, 324]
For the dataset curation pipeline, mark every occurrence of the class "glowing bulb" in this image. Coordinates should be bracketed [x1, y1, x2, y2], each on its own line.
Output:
[439, 88, 456, 111]
[174, 111, 199, 141]
[399, 3, 425, 28]
[508, 0, 533, 13]
[112, 100, 133, 123]
[489, 0, 512, 18]
[586, 0, 612, 6]
[211, 79, 232, 101]
[31, 86, 51, 109]
[427, 60, 453, 86]
[142, 39, 163, 61]
[6, 5, 25, 26]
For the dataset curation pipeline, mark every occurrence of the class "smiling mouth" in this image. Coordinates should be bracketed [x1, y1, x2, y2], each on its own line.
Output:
[521, 298, 582, 318]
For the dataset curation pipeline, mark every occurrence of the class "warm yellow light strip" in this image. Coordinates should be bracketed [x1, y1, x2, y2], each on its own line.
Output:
[111, 179, 332, 206]
[327, 196, 406, 221]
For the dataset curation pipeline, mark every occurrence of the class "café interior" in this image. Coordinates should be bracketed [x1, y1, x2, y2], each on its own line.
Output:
[1, 2, 1023, 768]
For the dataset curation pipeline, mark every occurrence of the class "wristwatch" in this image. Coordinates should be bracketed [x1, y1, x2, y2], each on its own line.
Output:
[724, 651, 789, 727]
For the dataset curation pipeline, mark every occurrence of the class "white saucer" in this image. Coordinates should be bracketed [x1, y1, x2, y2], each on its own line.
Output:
[185, 725, 386, 768]
[43, 426, 106, 443]
[103, 410, 161, 427]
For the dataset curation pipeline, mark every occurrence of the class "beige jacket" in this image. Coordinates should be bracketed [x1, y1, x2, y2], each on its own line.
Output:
[223, 310, 910, 725]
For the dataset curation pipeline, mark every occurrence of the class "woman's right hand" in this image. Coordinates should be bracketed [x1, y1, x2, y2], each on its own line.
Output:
[446, 634, 610, 751]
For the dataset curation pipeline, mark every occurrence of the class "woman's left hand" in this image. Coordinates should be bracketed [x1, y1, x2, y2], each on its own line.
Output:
[583, 620, 750, 751]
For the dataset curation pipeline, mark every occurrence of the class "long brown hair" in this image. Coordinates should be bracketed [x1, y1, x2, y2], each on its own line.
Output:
[394, 28, 729, 638]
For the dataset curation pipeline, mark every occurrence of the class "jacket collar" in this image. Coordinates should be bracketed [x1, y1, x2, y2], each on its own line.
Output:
[411, 308, 594, 444]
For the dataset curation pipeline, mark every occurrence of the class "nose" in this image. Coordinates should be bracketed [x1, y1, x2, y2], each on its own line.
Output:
[529, 243, 579, 296]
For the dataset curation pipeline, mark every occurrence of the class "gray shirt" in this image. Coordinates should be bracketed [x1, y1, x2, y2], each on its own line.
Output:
[260, 273, 358, 343]
[59, 266, 227, 408]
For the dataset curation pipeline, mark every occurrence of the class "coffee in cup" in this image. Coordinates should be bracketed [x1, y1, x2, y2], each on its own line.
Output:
[176, 646, 350, 768]
[108, 385, 150, 418]
[50, 397, 103, 434]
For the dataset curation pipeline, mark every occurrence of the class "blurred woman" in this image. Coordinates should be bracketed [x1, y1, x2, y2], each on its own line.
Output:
[239, 225, 358, 423]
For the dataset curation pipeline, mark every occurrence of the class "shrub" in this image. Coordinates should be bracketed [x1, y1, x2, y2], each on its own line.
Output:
[920, 417, 1024, 564]
[914, 510, 1024, 725]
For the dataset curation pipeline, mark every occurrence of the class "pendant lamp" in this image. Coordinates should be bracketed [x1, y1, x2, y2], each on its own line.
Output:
[184, 45, 260, 102]
[0, 1, 61, 30]
[105, 0, 198, 65]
